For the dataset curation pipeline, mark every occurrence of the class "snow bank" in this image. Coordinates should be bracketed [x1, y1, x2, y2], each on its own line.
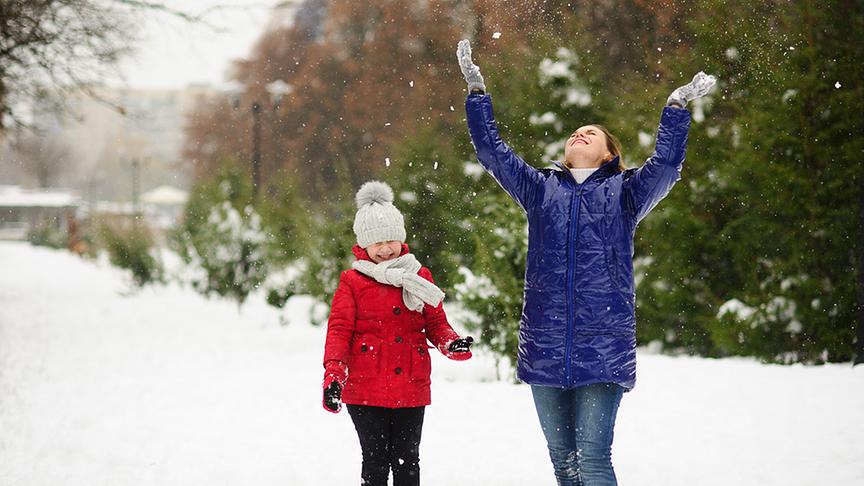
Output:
[1, 242, 862, 486]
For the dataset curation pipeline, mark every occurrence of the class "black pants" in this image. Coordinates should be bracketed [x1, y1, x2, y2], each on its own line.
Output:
[346, 404, 426, 486]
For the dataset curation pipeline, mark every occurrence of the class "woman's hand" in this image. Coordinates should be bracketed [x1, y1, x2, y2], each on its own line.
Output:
[457, 39, 486, 93]
[666, 71, 717, 108]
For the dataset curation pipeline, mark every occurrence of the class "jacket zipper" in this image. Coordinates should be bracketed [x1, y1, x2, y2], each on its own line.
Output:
[563, 165, 605, 385]
[565, 186, 577, 384]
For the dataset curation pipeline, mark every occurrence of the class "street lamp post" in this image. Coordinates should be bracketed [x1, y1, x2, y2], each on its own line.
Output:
[131, 157, 140, 218]
[223, 80, 292, 198]
[251, 101, 262, 196]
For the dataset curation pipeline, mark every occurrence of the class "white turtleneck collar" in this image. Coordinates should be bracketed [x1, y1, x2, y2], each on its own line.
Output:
[569, 167, 598, 184]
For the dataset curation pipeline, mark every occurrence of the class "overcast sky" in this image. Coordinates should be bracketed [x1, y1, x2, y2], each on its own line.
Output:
[115, 1, 289, 90]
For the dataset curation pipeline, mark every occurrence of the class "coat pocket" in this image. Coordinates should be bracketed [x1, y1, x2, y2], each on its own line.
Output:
[348, 335, 382, 378]
[409, 341, 432, 383]
[610, 246, 621, 288]
[602, 245, 615, 291]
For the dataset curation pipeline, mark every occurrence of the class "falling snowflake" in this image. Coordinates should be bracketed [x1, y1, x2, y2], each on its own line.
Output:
[725, 47, 739, 60]
[409, 81, 414, 88]
[835, 82, 842, 89]
[433, 161, 439, 170]
[492, 32, 501, 39]
[385, 157, 391, 167]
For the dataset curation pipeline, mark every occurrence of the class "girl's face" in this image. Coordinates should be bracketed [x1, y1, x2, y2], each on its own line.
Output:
[366, 240, 403, 263]
[564, 125, 612, 168]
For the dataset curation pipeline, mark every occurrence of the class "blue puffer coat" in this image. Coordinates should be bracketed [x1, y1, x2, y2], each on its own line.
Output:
[465, 93, 691, 390]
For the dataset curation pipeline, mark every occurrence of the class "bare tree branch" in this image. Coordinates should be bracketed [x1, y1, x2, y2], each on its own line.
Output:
[0, 0, 273, 132]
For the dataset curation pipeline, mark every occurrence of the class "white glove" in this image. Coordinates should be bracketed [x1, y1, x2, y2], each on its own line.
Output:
[457, 39, 486, 92]
[666, 71, 717, 108]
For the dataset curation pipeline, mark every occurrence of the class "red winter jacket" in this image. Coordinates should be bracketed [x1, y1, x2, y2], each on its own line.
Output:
[322, 244, 461, 408]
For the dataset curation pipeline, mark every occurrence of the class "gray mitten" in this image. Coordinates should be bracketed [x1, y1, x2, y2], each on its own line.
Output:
[457, 39, 486, 92]
[666, 71, 717, 108]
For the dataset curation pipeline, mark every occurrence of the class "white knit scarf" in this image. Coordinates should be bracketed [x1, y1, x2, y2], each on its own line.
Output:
[352, 254, 445, 312]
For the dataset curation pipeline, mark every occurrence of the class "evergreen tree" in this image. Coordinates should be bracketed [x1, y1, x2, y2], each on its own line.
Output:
[635, 0, 864, 362]
[173, 161, 267, 306]
[172, 0, 861, 364]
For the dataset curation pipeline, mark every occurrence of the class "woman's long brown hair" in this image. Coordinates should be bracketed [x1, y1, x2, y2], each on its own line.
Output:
[592, 124, 625, 172]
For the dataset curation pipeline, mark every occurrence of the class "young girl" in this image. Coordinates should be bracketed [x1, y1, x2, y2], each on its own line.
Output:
[456, 39, 715, 485]
[321, 180, 473, 486]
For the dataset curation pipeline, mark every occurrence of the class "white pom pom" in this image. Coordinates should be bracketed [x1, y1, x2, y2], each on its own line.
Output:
[355, 181, 394, 207]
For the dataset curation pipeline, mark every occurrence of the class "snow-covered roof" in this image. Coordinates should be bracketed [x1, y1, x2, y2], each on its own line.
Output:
[0, 185, 79, 208]
[141, 185, 188, 205]
[92, 201, 139, 215]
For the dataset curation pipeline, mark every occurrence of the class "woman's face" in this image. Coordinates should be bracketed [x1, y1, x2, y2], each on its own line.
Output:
[366, 240, 403, 263]
[564, 125, 611, 168]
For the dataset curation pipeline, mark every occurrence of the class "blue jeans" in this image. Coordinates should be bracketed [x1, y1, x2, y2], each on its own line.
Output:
[531, 383, 625, 486]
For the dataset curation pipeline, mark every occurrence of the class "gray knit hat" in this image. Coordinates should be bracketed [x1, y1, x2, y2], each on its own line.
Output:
[353, 181, 406, 248]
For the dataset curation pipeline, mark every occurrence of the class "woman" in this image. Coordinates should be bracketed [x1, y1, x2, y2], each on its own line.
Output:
[456, 39, 715, 485]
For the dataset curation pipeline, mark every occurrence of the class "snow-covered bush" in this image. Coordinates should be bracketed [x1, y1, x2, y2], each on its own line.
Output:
[181, 201, 266, 305]
[172, 161, 267, 305]
[291, 207, 355, 324]
[262, 261, 303, 309]
[452, 190, 528, 375]
[97, 220, 163, 287]
[27, 218, 68, 249]
[255, 175, 312, 310]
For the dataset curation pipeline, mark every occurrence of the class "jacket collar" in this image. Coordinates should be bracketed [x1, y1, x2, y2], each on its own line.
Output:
[554, 155, 621, 183]
[352, 243, 411, 262]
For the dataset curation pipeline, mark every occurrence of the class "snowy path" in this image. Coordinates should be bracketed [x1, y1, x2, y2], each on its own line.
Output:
[1, 242, 862, 485]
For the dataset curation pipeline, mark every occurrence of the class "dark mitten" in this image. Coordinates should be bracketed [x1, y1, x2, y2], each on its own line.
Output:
[323, 379, 342, 413]
[445, 336, 474, 361]
[448, 336, 474, 353]
[322, 360, 347, 413]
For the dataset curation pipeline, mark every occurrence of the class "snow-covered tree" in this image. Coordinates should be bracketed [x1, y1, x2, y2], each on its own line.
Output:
[174, 161, 267, 306]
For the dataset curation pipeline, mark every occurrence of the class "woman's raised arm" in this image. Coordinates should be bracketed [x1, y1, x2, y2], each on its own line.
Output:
[458, 39, 545, 211]
[623, 72, 716, 222]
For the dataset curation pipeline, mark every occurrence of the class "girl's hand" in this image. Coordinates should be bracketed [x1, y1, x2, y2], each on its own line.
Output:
[322, 360, 347, 413]
[457, 40, 486, 93]
[666, 71, 717, 108]
[322, 380, 342, 413]
[445, 336, 474, 361]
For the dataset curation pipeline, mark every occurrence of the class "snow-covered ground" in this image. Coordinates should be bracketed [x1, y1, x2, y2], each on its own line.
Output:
[1, 241, 862, 485]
